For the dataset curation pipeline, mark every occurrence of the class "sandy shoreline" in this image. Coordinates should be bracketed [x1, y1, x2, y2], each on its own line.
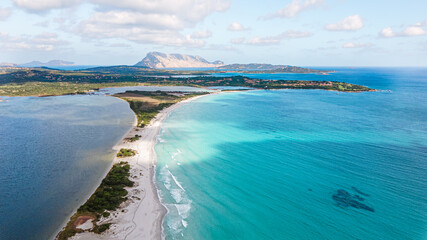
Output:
[68, 94, 208, 240]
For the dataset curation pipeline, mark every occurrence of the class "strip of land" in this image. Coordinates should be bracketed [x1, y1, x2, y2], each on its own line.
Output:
[0, 66, 375, 97]
[56, 91, 210, 240]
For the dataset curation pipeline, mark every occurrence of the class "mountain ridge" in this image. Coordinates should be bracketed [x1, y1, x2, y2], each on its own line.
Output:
[135, 52, 224, 68]
[19, 60, 75, 67]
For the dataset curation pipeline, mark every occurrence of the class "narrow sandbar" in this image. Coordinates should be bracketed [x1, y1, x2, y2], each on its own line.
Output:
[68, 94, 209, 240]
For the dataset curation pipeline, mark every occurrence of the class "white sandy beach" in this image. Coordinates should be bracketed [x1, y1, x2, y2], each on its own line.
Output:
[69, 95, 207, 240]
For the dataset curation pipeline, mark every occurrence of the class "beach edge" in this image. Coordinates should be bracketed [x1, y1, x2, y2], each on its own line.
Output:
[64, 94, 210, 240]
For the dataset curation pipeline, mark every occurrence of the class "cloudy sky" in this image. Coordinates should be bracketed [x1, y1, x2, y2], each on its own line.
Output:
[0, 0, 426, 66]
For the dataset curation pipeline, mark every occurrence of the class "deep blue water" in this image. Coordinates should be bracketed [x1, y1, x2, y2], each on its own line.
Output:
[155, 68, 427, 239]
[0, 95, 134, 240]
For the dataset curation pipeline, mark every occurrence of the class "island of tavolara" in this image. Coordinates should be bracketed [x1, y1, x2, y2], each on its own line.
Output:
[1, 1, 426, 240]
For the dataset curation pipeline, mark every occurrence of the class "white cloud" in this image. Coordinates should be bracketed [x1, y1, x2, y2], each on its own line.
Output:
[71, 0, 229, 47]
[380, 20, 427, 38]
[0, 32, 68, 51]
[247, 37, 281, 45]
[325, 15, 364, 31]
[231, 37, 245, 44]
[261, 0, 323, 19]
[342, 42, 371, 48]
[81, 11, 186, 30]
[227, 22, 249, 31]
[282, 30, 312, 38]
[380, 27, 395, 37]
[247, 30, 312, 45]
[401, 26, 427, 36]
[11, 0, 229, 48]
[415, 20, 427, 27]
[191, 30, 212, 39]
[76, 12, 204, 47]
[13, 0, 81, 12]
[76, 21, 205, 47]
[0, 8, 12, 21]
[13, 0, 228, 15]
[89, 0, 230, 22]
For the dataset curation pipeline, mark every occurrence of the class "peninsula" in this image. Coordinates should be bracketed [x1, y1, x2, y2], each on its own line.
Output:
[56, 90, 209, 240]
[0, 66, 373, 97]
[215, 63, 332, 74]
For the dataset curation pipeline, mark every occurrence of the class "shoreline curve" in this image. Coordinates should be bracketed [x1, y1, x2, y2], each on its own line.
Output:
[66, 93, 211, 240]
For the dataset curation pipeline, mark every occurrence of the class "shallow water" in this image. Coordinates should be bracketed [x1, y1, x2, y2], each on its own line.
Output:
[155, 68, 427, 239]
[0, 95, 134, 240]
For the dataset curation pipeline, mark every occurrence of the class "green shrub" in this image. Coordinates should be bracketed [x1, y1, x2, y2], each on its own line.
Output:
[77, 162, 134, 214]
[127, 134, 141, 142]
[116, 148, 136, 158]
[93, 223, 111, 234]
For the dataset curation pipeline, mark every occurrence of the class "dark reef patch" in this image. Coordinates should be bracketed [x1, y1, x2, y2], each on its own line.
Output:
[332, 189, 374, 212]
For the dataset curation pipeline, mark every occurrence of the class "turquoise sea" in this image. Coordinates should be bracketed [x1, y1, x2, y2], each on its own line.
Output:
[0, 68, 426, 239]
[155, 68, 427, 239]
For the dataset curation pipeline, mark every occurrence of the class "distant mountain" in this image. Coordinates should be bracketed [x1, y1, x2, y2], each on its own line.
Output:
[19, 60, 75, 67]
[135, 52, 224, 68]
[216, 63, 328, 73]
[0, 62, 17, 67]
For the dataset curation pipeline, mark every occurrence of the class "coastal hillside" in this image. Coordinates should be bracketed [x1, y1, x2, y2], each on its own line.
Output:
[135, 52, 224, 68]
[217, 63, 328, 73]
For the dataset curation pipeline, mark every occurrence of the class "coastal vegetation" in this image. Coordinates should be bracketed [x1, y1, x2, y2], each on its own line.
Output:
[0, 66, 374, 97]
[114, 91, 208, 127]
[125, 134, 141, 142]
[116, 148, 136, 158]
[0, 81, 142, 96]
[57, 162, 133, 239]
[215, 63, 331, 73]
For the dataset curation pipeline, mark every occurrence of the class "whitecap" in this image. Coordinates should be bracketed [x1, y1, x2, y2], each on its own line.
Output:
[170, 188, 183, 203]
[159, 166, 171, 190]
[175, 202, 191, 219]
[168, 169, 185, 191]
[171, 148, 182, 160]
[182, 219, 188, 228]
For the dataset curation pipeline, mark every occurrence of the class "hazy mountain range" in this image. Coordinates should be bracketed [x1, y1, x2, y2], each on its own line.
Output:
[1, 52, 327, 73]
[0, 60, 75, 68]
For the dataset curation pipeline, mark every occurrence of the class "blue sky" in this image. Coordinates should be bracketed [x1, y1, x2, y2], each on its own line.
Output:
[0, 0, 426, 66]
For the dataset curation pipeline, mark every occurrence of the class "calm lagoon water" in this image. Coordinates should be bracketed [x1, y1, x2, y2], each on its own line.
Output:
[155, 68, 427, 239]
[0, 95, 135, 240]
